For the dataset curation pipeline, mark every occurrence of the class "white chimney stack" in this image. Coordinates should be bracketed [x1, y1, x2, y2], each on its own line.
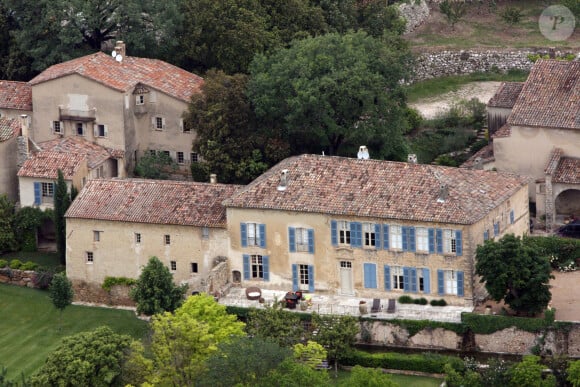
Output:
[277, 169, 288, 191]
[210, 173, 217, 184]
[407, 154, 417, 164]
[357, 145, 369, 160]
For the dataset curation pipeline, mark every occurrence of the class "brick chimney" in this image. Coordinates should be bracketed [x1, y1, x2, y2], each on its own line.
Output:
[113, 41, 126, 62]
[16, 114, 30, 168]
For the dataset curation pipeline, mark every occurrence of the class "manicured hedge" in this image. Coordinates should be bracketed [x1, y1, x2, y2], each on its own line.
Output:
[225, 305, 312, 322]
[386, 319, 467, 336]
[341, 350, 464, 373]
[462, 312, 548, 334]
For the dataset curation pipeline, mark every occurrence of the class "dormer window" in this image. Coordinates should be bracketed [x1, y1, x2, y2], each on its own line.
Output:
[136, 95, 145, 105]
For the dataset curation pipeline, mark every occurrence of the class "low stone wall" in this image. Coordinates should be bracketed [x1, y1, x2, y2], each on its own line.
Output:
[0, 268, 37, 288]
[411, 48, 576, 82]
[72, 280, 135, 307]
[399, 0, 430, 34]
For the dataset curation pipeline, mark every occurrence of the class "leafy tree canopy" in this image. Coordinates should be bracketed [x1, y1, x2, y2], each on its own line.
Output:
[509, 355, 556, 387]
[475, 234, 553, 316]
[130, 256, 187, 315]
[31, 326, 132, 386]
[311, 314, 358, 375]
[0, 194, 16, 253]
[246, 299, 306, 347]
[134, 150, 178, 180]
[258, 358, 331, 387]
[341, 365, 399, 387]
[248, 31, 412, 158]
[54, 169, 71, 265]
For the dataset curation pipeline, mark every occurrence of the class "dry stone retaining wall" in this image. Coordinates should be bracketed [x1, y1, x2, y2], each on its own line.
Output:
[399, 0, 431, 34]
[0, 268, 36, 288]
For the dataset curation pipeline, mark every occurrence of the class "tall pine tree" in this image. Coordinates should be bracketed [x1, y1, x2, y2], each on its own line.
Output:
[54, 170, 71, 266]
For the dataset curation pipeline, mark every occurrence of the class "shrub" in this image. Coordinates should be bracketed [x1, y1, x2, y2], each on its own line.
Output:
[341, 350, 463, 373]
[430, 299, 447, 307]
[398, 295, 414, 304]
[9, 259, 22, 269]
[20, 261, 38, 271]
[33, 269, 55, 289]
[414, 297, 428, 305]
[462, 312, 548, 334]
[500, 6, 523, 26]
[0, 259, 7, 268]
[102, 276, 137, 292]
[388, 319, 466, 337]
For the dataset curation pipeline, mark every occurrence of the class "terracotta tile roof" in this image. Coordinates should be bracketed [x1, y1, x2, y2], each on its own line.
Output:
[65, 179, 241, 227]
[508, 60, 580, 129]
[460, 143, 494, 169]
[553, 157, 580, 184]
[38, 137, 114, 169]
[29, 52, 203, 102]
[493, 123, 511, 138]
[0, 81, 32, 110]
[545, 148, 563, 175]
[0, 118, 20, 142]
[224, 154, 528, 225]
[488, 82, 524, 108]
[17, 151, 85, 179]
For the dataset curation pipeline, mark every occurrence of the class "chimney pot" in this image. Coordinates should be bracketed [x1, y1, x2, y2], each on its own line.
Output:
[277, 169, 288, 191]
[407, 154, 417, 164]
[210, 174, 217, 184]
[357, 145, 369, 160]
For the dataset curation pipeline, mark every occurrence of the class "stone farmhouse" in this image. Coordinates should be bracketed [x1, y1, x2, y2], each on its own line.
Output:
[65, 178, 240, 297]
[481, 59, 580, 230]
[65, 154, 529, 307]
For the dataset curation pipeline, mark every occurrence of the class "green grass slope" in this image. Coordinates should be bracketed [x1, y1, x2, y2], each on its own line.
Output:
[0, 283, 148, 380]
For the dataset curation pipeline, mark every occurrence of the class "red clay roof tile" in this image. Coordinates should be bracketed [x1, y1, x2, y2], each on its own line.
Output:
[488, 82, 524, 108]
[0, 81, 32, 110]
[0, 118, 20, 142]
[17, 151, 85, 179]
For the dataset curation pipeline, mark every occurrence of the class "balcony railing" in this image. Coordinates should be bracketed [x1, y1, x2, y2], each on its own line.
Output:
[59, 107, 96, 122]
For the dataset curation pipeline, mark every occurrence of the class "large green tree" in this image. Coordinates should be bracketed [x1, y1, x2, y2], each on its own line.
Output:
[130, 256, 187, 315]
[246, 300, 306, 347]
[248, 31, 412, 158]
[31, 326, 132, 386]
[311, 314, 358, 376]
[475, 234, 553, 316]
[186, 69, 284, 184]
[0, 194, 16, 253]
[54, 169, 71, 266]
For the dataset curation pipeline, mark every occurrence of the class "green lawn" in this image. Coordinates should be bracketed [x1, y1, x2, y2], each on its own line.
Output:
[0, 283, 148, 380]
[334, 369, 442, 386]
[1, 251, 63, 271]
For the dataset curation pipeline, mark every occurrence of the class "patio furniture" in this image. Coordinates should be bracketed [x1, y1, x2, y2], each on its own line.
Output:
[386, 299, 396, 313]
[245, 286, 262, 301]
[370, 298, 381, 314]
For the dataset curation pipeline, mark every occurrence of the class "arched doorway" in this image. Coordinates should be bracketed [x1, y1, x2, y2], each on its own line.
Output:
[555, 189, 580, 223]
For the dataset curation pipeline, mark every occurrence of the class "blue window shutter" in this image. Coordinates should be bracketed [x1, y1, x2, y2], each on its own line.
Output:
[308, 265, 315, 293]
[375, 224, 381, 250]
[402, 227, 408, 251]
[410, 268, 417, 293]
[308, 229, 315, 254]
[383, 224, 389, 250]
[331, 220, 338, 246]
[436, 229, 443, 254]
[455, 231, 463, 256]
[354, 222, 362, 247]
[409, 227, 416, 252]
[483, 230, 489, 241]
[259, 224, 266, 248]
[243, 255, 250, 280]
[52, 183, 56, 196]
[428, 228, 435, 253]
[423, 268, 431, 294]
[437, 269, 444, 295]
[510, 210, 515, 224]
[494, 222, 499, 236]
[364, 263, 376, 288]
[33, 182, 41, 205]
[292, 264, 298, 291]
[288, 227, 296, 253]
[262, 256, 270, 281]
[384, 265, 391, 290]
[240, 223, 247, 248]
[350, 222, 356, 247]
[457, 271, 464, 297]
[403, 267, 410, 292]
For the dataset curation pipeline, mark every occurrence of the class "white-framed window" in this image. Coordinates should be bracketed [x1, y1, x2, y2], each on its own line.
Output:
[338, 221, 351, 245]
[191, 152, 198, 163]
[95, 124, 107, 138]
[416, 227, 429, 252]
[41, 182, 54, 200]
[136, 95, 145, 105]
[247, 223, 259, 246]
[295, 227, 309, 252]
[444, 270, 458, 295]
[191, 262, 198, 273]
[76, 122, 85, 136]
[177, 151, 185, 164]
[52, 121, 62, 134]
[181, 118, 191, 133]
[443, 230, 457, 254]
[155, 116, 165, 130]
[251, 255, 264, 279]
[390, 225, 402, 249]
[392, 266, 404, 290]
[202, 227, 210, 239]
[363, 223, 376, 247]
[93, 230, 101, 242]
[86, 251, 94, 264]
[164, 234, 170, 245]
[299, 264, 310, 289]
[135, 233, 141, 244]
[170, 261, 177, 271]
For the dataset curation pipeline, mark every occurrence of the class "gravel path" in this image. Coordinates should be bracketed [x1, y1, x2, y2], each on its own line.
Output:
[409, 81, 502, 119]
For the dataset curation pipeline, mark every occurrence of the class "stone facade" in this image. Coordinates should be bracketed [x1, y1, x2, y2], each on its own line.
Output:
[399, 0, 430, 34]
[411, 48, 575, 82]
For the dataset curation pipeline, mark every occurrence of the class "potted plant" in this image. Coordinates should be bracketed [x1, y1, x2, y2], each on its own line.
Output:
[359, 300, 368, 315]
